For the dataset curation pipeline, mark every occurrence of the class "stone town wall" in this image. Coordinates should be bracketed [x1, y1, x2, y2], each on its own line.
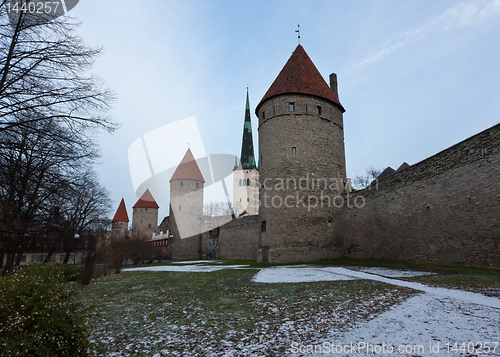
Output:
[218, 216, 259, 260]
[341, 123, 500, 269]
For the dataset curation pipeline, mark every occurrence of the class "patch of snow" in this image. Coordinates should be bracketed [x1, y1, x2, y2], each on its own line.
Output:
[252, 266, 357, 283]
[303, 293, 500, 357]
[347, 266, 437, 278]
[123, 265, 248, 273]
[171, 260, 220, 264]
[252, 267, 500, 309]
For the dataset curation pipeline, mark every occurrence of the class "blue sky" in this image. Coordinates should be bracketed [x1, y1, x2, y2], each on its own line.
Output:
[70, 0, 500, 222]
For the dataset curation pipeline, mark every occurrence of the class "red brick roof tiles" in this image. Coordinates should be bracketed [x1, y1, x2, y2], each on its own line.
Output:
[112, 198, 129, 222]
[133, 189, 159, 209]
[169, 148, 205, 183]
[256, 45, 344, 113]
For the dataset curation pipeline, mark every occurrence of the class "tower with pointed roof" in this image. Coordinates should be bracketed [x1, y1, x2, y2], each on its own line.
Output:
[233, 89, 259, 216]
[255, 44, 346, 263]
[112, 198, 129, 238]
[132, 189, 159, 238]
[169, 148, 205, 239]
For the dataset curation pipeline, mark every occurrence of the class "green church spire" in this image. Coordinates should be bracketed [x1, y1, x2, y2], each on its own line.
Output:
[240, 88, 256, 170]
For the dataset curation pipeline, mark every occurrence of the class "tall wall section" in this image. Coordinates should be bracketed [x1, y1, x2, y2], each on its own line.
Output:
[218, 216, 259, 260]
[341, 123, 500, 269]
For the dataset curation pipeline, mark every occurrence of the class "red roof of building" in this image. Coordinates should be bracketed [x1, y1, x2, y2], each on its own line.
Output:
[169, 148, 205, 183]
[112, 198, 129, 222]
[133, 189, 159, 209]
[256, 45, 345, 113]
[397, 162, 410, 171]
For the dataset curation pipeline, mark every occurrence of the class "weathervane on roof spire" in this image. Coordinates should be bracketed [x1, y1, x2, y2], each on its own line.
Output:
[295, 24, 300, 44]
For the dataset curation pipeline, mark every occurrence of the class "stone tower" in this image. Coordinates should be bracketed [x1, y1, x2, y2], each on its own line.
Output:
[132, 189, 159, 238]
[255, 45, 346, 263]
[111, 198, 129, 238]
[233, 89, 259, 216]
[169, 148, 205, 239]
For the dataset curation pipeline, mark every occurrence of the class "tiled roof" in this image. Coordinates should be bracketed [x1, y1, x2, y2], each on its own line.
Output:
[133, 189, 159, 209]
[397, 162, 410, 171]
[376, 167, 396, 181]
[170, 148, 205, 182]
[112, 198, 129, 222]
[256, 45, 344, 113]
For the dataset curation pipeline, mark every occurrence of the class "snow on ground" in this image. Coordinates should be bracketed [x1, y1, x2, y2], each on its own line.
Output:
[347, 266, 437, 278]
[124, 264, 248, 273]
[301, 294, 500, 357]
[255, 266, 500, 309]
[122, 263, 499, 356]
[251, 266, 357, 283]
[171, 260, 223, 264]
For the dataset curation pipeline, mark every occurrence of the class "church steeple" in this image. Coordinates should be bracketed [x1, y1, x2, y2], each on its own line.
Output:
[240, 89, 256, 170]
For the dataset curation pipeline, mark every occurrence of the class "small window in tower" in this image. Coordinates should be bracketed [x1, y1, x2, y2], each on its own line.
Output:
[240, 198, 242, 202]
[289, 103, 294, 111]
[317, 106, 322, 115]
[261, 221, 267, 232]
[179, 206, 181, 211]
[146, 208, 148, 211]
[247, 178, 250, 186]
[141, 220, 142, 223]
[180, 181, 183, 187]
[247, 198, 249, 202]
[239, 179, 242, 186]
[148, 223, 151, 228]
[260, 155, 262, 165]
[196, 182, 199, 188]
[273, 106, 276, 115]
[292, 147, 297, 158]
[243, 179, 246, 186]
[262, 111, 265, 119]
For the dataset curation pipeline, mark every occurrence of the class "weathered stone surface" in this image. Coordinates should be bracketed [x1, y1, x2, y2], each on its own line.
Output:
[342, 123, 500, 269]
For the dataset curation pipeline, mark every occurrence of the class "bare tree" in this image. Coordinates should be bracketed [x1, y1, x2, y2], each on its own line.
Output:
[0, 5, 115, 274]
[43, 170, 112, 264]
[203, 201, 233, 217]
[0, 120, 96, 273]
[352, 166, 382, 190]
[0, 4, 116, 135]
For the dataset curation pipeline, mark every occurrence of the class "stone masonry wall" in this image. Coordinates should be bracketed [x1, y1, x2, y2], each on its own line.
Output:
[341, 123, 500, 269]
[218, 216, 259, 260]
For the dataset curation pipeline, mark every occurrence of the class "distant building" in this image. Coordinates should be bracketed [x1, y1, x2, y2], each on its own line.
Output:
[233, 89, 259, 216]
[111, 198, 129, 238]
[132, 189, 159, 238]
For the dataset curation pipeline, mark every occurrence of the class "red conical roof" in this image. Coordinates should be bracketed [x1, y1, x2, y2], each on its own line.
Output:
[256, 45, 344, 113]
[133, 189, 159, 209]
[169, 148, 205, 183]
[112, 198, 129, 222]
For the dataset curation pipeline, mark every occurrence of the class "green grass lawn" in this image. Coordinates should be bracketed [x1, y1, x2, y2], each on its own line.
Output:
[79, 260, 500, 356]
[80, 268, 415, 356]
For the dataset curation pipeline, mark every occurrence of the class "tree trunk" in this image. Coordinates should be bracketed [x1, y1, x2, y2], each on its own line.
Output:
[63, 250, 70, 264]
[2, 252, 16, 276]
[43, 247, 56, 263]
[14, 250, 24, 265]
[0, 250, 4, 268]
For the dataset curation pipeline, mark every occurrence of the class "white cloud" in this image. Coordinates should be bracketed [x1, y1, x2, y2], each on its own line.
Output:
[352, 0, 500, 70]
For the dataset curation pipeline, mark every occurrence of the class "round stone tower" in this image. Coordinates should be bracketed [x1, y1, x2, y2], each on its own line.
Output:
[132, 189, 159, 238]
[255, 45, 347, 263]
[111, 198, 129, 238]
[169, 148, 205, 239]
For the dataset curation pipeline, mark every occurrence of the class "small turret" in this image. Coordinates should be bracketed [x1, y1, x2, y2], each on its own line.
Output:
[132, 189, 159, 237]
[112, 198, 129, 238]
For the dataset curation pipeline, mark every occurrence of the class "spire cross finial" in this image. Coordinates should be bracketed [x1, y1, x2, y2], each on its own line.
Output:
[295, 24, 300, 44]
[188, 142, 190, 148]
